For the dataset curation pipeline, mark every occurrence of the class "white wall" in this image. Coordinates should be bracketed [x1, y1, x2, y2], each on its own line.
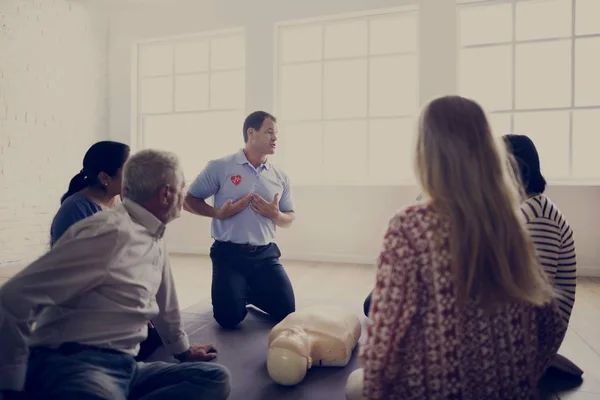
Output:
[0, 1, 109, 267]
[109, 0, 600, 276]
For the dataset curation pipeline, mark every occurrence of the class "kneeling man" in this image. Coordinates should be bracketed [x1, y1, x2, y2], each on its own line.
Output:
[185, 111, 296, 329]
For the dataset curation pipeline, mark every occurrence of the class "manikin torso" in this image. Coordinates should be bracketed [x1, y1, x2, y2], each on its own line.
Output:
[267, 306, 362, 386]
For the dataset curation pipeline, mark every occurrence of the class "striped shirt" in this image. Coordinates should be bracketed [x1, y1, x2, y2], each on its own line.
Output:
[521, 194, 576, 325]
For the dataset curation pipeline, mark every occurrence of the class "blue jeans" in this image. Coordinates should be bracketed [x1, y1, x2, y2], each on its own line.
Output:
[25, 344, 231, 400]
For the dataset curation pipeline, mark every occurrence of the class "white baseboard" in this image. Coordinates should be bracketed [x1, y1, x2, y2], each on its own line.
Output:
[577, 266, 600, 277]
[280, 252, 375, 266]
[172, 249, 600, 276]
[5, 250, 597, 277]
[170, 248, 376, 266]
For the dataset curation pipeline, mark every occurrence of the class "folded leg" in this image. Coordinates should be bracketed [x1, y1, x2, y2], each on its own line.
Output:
[25, 345, 135, 400]
[130, 361, 231, 400]
[246, 244, 295, 322]
[210, 244, 249, 329]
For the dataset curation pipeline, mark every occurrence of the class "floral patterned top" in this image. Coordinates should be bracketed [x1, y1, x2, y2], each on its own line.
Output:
[360, 203, 567, 399]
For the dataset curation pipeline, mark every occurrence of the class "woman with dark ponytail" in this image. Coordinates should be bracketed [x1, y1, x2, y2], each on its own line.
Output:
[49, 141, 163, 362]
[51, 141, 131, 246]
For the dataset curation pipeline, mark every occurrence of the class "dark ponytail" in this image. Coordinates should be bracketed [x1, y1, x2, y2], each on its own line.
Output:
[60, 141, 130, 204]
[60, 171, 88, 204]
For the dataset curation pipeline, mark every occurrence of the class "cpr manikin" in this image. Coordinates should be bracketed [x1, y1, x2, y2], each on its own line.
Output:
[266, 306, 362, 386]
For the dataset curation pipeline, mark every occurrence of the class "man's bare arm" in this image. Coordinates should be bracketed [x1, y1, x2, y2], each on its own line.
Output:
[273, 211, 295, 228]
[184, 193, 252, 220]
[184, 193, 219, 218]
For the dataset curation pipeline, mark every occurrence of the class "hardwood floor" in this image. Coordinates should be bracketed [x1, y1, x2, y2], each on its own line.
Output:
[0, 255, 598, 399]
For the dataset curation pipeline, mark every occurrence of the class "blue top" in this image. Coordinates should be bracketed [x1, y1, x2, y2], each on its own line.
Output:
[50, 192, 102, 247]
[188, 149, 294, 246]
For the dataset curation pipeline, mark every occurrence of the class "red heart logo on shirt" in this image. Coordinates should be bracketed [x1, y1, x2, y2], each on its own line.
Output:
[230, 175, 242, 185]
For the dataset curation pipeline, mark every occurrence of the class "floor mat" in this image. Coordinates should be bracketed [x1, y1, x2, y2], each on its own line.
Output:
[147, 300, 366, 400]
[146, 300, 578, 399]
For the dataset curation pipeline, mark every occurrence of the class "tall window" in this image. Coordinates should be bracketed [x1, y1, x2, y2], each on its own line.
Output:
[134, 29, 246, 181]
[458, 0, 600, 182]
[275, 7, 419, 186]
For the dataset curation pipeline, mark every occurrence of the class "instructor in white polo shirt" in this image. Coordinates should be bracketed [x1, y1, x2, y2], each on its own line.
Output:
[184, 111, 296, 329]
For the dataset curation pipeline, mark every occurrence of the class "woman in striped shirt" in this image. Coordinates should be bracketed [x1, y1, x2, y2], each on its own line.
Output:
[503, 134, 576, 325]
[504, 134, 581, 378]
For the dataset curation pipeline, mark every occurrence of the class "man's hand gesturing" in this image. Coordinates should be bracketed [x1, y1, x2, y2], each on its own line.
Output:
[250, 193, 280, 220]
[215, 194, 252, 220]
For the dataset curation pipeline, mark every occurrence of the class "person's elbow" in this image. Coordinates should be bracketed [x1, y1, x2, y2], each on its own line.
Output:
[184, 193, 201, 213]
[183, 195, 193, 212]
[286, 211, 296, 227]
[277, 211, 295, 228]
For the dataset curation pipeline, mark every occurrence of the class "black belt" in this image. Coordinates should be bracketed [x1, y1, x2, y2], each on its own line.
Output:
[32, 342, 127, 357]
[215, 240, 269, 253]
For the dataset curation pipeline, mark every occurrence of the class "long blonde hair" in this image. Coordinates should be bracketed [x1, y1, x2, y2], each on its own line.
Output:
[415, 96, 553, 307]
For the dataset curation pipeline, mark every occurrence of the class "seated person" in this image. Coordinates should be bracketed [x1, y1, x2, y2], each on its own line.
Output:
[267, 306, 362, 386]
[503, 134, 576, 325]
[0, 150, 230, 400]
[50, 140, 161, 362]
[349, 96, 566, 399]
[504, 134, 581, 377]
[50, 141, 130, 246]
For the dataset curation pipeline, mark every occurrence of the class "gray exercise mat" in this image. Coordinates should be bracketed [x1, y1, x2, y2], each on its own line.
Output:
[148, 300, 366, 400]
[146, 301, 583, 399]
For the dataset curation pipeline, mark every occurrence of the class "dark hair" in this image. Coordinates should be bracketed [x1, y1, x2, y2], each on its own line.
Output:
[61, 141, 130, 204]
[243, 111, 276, 142]
[503, 134, 546, 195]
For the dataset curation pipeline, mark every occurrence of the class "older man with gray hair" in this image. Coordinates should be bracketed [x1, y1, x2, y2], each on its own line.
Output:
[0, 149, 231, 400]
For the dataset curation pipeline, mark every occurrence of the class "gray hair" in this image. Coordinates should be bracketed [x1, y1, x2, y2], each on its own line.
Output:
[122, 149, 183, 202]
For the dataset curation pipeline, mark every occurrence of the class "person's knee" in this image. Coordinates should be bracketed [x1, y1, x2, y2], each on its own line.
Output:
[269, 296, 295, 323]
[211, 365, 231, 399]
[187, 363, 231, 400]
[213, 304, 247, 329]
[276, 304, 295, 321]
[25, 350, 128, 400]
[346, 368, 365, 400]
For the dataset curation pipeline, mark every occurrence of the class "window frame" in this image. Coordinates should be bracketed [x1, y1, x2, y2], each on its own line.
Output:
[272, 6, 420, 187]
[457, 0, 600, 185]
[131, 27, 246, 153]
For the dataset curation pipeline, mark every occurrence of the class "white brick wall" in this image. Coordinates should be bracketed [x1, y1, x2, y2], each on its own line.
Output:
[0, 0, 108, 267]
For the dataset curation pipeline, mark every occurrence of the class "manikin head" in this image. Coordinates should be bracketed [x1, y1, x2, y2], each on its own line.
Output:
[243, 111, 278, 157]
[121, 149, 186, 224]
[267, 327, 311, 386]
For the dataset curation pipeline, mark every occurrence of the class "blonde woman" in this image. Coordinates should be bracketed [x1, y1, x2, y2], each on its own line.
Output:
[350, 96, 566, 399]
